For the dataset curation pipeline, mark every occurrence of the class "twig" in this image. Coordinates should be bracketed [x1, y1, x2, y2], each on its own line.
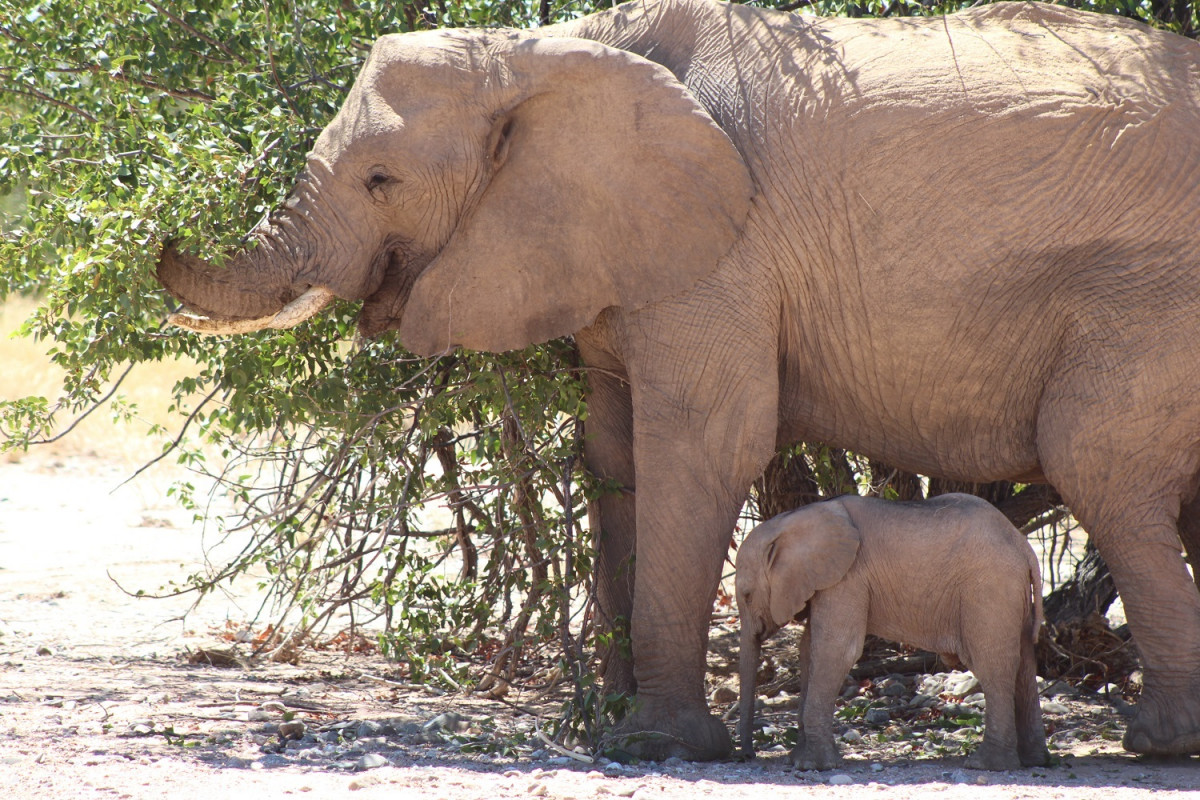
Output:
[0, 83, 98, 123]
[112, 386, 220, 492]
[28, 362, 136, 445]
[360, 673, 447, 696]
[535, 729, 594, 764]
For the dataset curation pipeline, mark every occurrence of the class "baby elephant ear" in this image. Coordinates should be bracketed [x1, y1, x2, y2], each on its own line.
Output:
[399, 35, 753, 355]
[766, 503, 862, 629]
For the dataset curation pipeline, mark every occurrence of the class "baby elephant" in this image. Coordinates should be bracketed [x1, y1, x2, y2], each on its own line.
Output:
[736, 493, 1049, 771]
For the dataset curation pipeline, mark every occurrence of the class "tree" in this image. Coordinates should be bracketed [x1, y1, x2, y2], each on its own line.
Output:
[0, 0, 605, 708]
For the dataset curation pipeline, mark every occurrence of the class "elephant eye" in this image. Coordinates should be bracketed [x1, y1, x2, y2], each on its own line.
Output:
[365, 169, 396, 196]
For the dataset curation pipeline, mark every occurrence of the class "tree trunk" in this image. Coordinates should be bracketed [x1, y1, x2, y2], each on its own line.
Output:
[1042, 541, 1119, 626]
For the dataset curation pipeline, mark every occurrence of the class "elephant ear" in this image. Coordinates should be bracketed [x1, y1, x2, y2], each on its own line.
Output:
[766, 503, 862, 630]
[397, 36, 753, 355]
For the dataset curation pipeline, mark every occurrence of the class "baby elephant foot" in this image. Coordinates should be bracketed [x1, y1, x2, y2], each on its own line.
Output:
[964, 743, 1021, 771]
[791, 737, 840, 771]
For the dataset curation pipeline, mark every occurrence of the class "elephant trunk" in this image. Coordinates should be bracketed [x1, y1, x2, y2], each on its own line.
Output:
[738, 621, 762, 757]
[156, 160, 375, 334]
[156, 232, 333, 335]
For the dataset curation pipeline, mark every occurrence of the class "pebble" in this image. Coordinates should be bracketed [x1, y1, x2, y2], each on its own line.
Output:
[528, 782, 549, 797]
[950, 769, 988, 785]
[355, 753, 390, 771]
[865, 708, 890, 725]
[945, 673, 981, 698]
[908, 694, 939, 709]
[1042, 701, 1070, 714]
[423, 712, 467, 733]
[870, 763, 884, 773]
[357, 720, 384, 738]
[711, 686, 738, 704]
[841, 729, 863, 743]
[278, 720, 307, 740]
[828, 774, 855, 785]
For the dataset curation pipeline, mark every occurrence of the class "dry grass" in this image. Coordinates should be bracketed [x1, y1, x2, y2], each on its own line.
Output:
[1, 296, 202, 468]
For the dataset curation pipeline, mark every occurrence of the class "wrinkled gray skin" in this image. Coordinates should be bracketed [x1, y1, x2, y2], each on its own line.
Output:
[736, 494, 1049, 770]
[157, 0, 1200, 759]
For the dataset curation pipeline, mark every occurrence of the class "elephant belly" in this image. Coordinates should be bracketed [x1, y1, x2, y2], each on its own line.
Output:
[775, 381, 1045, 485]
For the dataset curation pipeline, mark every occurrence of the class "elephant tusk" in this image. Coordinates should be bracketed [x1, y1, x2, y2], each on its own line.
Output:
[265, 286, 335, 329]
[168, 287, 335, 335]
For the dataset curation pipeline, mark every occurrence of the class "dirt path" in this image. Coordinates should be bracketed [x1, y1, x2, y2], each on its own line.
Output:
[2, 453, 1198, 799]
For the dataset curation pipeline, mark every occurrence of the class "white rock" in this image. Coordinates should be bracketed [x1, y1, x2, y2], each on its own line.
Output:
[842, 729, 863, 742]
[828, 774, 855, 785]
[946, 673, 981, 697]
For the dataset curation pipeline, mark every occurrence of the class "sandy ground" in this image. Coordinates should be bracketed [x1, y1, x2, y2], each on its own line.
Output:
[2, 451, 1199, 799]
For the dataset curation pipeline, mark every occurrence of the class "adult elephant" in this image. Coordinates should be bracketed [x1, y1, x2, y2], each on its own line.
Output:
[157, 0, 1200, 759]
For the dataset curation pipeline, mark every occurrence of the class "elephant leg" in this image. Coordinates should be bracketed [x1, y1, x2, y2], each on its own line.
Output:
[794, 623, 812, 739]
[581, 364, 638, 698]
[962, 651, 1021, 771]
[794, 589, 866, 771]
[608, 381, 777, 759]
[1081, 512, 1200, 755]
[1038, 399, 1200, 756]
[1176, 491, 1200, 592]
[1015, 621, 1050, 766]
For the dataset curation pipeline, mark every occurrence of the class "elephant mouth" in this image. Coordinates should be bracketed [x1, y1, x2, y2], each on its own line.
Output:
[356, 245, 428, 339]
[168, 286, 336, 335]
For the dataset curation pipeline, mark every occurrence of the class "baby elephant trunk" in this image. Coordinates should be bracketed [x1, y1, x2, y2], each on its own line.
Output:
[738, 623, 762, 757]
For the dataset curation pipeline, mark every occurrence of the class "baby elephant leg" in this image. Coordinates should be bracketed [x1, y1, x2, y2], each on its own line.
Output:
[794, 591, 866, 770]
[963, 651, 1022, 770]
[1016, 624, 1050, 766]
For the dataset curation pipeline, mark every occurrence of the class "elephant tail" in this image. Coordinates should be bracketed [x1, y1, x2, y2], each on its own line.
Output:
[1026, 543, 1044, 645]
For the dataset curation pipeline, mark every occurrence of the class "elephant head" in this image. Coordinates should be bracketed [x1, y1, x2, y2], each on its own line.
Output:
[157, 28, 753, 354]
[735, 501, 861, 756]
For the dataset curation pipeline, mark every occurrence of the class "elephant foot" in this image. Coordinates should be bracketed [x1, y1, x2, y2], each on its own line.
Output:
[964, 743, 1021, 771]
[1018, 744, 1051, 767]
[604, 701, 731, 762]
[1123, 687, 1200, 756]
[791, 736, 840, 771]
